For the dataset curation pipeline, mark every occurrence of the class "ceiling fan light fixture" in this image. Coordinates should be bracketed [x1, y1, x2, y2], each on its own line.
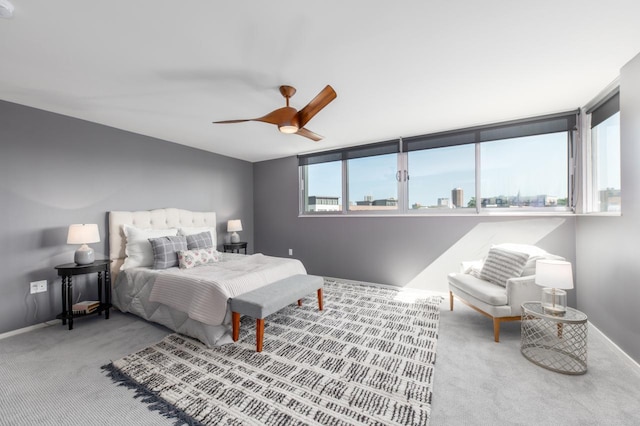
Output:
[278, 124, 299, 134]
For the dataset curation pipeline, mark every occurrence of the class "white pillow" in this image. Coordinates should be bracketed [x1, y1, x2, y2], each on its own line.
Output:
[121, 225, 178, 270]
[178, 227, 217, 247]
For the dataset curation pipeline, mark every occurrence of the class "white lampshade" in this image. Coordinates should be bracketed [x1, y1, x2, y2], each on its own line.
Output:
[535, 259, 574, 290]
[227, 220, 243, 233]
[535, 259, 573, 316]
[67, 224, 100, 265]
[227, 220, 242, 244]
[67, 224, 100, 244]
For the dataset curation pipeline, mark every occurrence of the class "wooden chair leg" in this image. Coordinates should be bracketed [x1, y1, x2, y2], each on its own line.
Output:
[256, 318, 265, 352]
[449, 291, 454, 311]
[297, 299, 302, 306]
[232, 312, 240, 341]
[317, 288, 324, 310]
[493, 318, 501, 343]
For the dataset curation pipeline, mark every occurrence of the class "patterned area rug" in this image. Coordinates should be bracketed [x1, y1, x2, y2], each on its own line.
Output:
[103, 279, 443, 425]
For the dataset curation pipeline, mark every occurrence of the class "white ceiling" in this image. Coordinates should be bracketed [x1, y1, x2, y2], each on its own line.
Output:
[1, 1, 639, 163]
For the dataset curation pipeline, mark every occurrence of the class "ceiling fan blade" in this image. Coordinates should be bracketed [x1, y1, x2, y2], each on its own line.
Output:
[297, 85, 337, 128]
[296, 127, 323, 141]
[212, 119, 252, 124]
[254, 106, 297, 126]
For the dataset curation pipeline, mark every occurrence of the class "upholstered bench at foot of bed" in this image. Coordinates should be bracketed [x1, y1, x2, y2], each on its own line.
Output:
[229, 274, 324, 352]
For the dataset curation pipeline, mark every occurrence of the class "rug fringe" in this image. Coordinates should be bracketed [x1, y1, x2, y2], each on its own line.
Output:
[101, 363, 204, 426]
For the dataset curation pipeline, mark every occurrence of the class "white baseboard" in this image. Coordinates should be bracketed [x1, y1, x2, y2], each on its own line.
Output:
[589, 321, 640, 372]
[0, 320, 61, 340]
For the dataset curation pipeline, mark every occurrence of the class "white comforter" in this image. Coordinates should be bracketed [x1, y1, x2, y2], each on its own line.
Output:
[143, 253, 306, 325]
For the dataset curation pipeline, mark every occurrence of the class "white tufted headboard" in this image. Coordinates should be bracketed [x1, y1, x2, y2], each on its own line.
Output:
[109, 208, 217, 278]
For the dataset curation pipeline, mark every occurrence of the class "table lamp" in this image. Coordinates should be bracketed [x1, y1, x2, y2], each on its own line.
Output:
[227, 220, 242, 243]
[67, 224, 100, 265]
[535, 259, 574, 316]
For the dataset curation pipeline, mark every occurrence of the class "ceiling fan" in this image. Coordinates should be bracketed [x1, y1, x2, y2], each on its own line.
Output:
[213, 85, 337, 141]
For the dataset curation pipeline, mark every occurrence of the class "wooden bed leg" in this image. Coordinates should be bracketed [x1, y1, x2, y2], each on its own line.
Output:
[317, 288, 324, 311]
[232, 312, 240, 342]
[493, 318, 501, 343]
[297, 299, 302, 306]
[256, 318, 265, 352]
[449, 291, 454, 311]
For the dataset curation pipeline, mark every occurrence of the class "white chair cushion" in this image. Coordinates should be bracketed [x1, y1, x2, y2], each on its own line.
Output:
[448, 273, 508, 306]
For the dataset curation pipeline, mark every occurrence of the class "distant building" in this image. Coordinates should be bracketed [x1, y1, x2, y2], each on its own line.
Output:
[599, 188, 621, 212]
[452, 188, 464, 208]
[437, 198, 450, 208]
[307, 196, 340, 212]
[480, 194, 561, 208]
[372, 198, 397, 206]
[352, 197, 398, 210]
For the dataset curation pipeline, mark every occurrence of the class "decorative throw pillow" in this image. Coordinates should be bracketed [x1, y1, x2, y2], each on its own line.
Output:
[186, 231, 213, 250]
[480, 247, 530, 287]
[177, 248, 221, 269]
[148, 235, 188, 269]
[121, 225, 178, 270]
[178, 227, 217, 248]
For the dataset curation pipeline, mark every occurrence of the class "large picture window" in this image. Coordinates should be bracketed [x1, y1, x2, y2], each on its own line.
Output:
[480, 133, 568, 209]
[299, 111, 577, 215]
[347, 153, 398, 212]
[408, 145, 475, 210]
[302, 161, 342, 212]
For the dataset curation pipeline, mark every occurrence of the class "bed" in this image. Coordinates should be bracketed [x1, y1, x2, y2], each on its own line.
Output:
[109, 208, 307, 347]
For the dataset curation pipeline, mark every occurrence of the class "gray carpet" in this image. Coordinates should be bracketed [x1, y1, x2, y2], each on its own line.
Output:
[1, 292, 640, 425]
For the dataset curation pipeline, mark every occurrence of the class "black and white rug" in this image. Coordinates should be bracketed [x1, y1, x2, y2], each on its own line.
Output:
[103, 279, 443, 425]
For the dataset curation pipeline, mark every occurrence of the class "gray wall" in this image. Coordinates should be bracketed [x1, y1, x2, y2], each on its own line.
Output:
[576, 52, 640, 363]
[254, 156, 576, 298]
[0, 100, 253, 334]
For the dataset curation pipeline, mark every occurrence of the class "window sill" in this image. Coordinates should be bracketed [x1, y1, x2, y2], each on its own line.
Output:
[299, 211, 577, 218]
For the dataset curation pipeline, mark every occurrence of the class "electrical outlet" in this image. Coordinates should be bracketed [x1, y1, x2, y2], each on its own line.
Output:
[288, 249, 293, 256]
[30, 280, 47, 294]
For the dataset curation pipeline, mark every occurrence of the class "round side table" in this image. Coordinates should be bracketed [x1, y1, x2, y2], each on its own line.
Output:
[521, 302, 588, 375]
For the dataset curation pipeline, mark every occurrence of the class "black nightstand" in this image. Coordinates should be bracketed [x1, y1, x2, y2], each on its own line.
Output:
[223, 242, 248, 254]
[54, 259, 112, 330]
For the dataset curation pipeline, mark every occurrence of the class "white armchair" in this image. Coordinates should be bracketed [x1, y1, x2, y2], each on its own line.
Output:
[448, 244, 564, 342]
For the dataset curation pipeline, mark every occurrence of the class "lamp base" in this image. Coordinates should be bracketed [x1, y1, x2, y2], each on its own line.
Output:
[230, 232, 240, 243]
[74, 244, 95, 265]
[541, 287, 567, 316]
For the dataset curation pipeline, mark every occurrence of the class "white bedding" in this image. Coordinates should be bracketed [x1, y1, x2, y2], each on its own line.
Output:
[149, 253, 307, 325]
[112, 252, 307, 346]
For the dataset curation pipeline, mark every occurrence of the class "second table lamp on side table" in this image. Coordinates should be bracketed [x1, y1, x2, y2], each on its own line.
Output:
[535, 259, 574, 316]
[67, 224, 100, 265]
[227, 219, 243, 243]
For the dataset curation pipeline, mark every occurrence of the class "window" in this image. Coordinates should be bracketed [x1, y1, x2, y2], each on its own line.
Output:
[347, 153, 398, 212]
[299, 111, 577, 215]
[302, 161, 342, 212]
[588, 90, 620, 213]
[407, 145, 475, 210]
[480, 133, 568, 209]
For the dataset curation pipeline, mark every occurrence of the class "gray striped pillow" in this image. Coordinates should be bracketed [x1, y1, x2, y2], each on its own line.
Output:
[480, 247, 529, 287]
